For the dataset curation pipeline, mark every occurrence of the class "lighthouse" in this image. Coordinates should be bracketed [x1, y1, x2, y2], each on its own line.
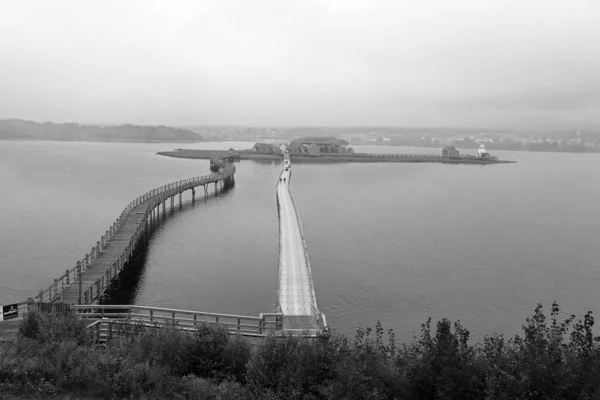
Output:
[477, 143, 489, 158]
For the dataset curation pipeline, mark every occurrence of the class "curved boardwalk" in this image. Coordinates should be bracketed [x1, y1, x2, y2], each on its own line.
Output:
[34, 162, 235, 306]
[276, 151, 326, 333]
[1, 156, 326, 339]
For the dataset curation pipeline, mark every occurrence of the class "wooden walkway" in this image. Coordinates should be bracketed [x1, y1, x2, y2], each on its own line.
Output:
[1, 155, 329, 339]
[276, 151, 327, 334]
[32, 163, 235, 306]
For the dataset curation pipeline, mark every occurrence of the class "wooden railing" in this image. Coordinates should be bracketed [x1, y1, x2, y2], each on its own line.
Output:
[74, 305, 282, 340]
[32, 164, 235, 304]
[276, 154, 326, 329]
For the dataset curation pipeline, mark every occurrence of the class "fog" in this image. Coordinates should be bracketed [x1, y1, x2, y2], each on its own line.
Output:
[1, 0, 599, 128]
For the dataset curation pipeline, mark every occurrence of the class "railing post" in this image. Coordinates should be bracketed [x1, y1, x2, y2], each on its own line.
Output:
[77, 261, 82, 305]
[150, 309, 153, 323]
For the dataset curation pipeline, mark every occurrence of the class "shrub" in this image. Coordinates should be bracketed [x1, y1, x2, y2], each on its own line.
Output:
[397, 318, 485, 399]
[181, 374, 250, 399]
[18, 310, 88, 345]
[3, 302, 600, 399]
[479, 302, 600, 399]
[331, 322, 401, 399]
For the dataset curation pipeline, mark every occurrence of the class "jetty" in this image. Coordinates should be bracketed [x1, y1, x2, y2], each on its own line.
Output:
[46, 164, 236, 306]
[276, 149, 326, 334]
[0, 160, 235, 326]
[2, 153, 329, 340]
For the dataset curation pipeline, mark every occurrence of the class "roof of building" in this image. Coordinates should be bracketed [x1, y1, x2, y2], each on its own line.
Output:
[253, 143, 275, 151]
[290, 137, 349, 146]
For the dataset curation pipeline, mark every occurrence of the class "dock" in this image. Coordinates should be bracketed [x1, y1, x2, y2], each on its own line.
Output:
[34, 164, 236, 306]
[1, 151, 333, 340]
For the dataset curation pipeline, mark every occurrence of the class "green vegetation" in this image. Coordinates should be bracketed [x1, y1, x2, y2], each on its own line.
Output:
[0, 119, 204, 142]
[1, 302, 600, 399]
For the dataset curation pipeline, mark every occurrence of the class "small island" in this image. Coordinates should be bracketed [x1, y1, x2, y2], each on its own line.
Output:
[158, 137, 516, 165]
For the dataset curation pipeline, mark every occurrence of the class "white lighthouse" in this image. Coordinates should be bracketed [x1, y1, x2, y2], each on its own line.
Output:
[477, 143, 488, 158]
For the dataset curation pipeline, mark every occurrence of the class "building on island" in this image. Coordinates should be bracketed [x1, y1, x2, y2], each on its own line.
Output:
[477, 143, 490, 159]
[441, 145, 460, 158]
[288, 137, 352, 155]
[252, 143, 276, 154]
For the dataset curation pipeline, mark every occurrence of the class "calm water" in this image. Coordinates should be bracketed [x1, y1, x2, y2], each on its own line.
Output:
[1, 140, 599, 342]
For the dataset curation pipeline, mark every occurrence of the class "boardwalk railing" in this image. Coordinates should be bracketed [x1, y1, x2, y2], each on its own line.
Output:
[73, 305, 283, 341]
[33, 164, 235, 304]
[276, 153, 326, 330]
[286, 174, 321, 325]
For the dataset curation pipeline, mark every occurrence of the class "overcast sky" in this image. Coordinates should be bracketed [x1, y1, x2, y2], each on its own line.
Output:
[1, 0, 599, 128]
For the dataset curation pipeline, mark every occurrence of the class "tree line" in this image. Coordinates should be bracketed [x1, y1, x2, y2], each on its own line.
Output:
[0, 119, 205, 142]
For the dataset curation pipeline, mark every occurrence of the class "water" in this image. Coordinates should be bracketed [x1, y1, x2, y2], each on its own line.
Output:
[1, 140, 599, 342]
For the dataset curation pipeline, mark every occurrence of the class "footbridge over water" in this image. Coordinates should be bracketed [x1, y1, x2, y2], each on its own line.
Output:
[1, 155, 327, 339]
[276, 150, 327, 334]
[6, 161, 235, 312]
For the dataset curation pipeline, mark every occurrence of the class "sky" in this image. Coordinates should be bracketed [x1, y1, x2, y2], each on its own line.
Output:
[1, 0, 599, 129]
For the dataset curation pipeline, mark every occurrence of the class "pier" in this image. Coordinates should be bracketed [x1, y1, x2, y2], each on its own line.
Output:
[276, 149, 327, 334]
[2, 152, 328, 340]
[34, 163, 235, 306]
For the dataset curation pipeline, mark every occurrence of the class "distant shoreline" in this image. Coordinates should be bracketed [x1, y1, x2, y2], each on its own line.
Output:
[3, 137, 598, 154]
[0, 137, 218, 144]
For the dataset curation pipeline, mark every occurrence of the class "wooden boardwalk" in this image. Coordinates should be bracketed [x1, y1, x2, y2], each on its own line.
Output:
[276, 150, 327, 333]
[33, 163, 235, 306]
[1, 155, 329, 339]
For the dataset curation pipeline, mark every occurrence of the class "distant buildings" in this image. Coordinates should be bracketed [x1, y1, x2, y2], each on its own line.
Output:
[441, 145, 460, 158]
[252, 143, 276, 154]
[288, 137, 352, 155]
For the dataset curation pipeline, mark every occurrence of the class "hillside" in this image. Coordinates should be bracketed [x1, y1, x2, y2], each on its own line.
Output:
[0, 119, 205, 142]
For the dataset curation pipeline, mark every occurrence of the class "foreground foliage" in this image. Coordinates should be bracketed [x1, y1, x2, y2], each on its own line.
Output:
[1, 302, 600, 399]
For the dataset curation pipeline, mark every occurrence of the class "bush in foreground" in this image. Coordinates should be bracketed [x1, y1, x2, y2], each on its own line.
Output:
[1, 302, 600, 399]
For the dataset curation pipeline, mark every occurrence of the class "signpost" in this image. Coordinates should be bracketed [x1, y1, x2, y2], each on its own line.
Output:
[0, 303, 18, 321]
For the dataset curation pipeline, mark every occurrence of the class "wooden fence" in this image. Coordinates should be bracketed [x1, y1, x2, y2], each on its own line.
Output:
[72, 305, 283, 340]
[27, 301, 72, 315]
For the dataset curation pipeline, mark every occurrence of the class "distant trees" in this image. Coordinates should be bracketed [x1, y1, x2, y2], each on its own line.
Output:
[0, 119, 205, 142]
